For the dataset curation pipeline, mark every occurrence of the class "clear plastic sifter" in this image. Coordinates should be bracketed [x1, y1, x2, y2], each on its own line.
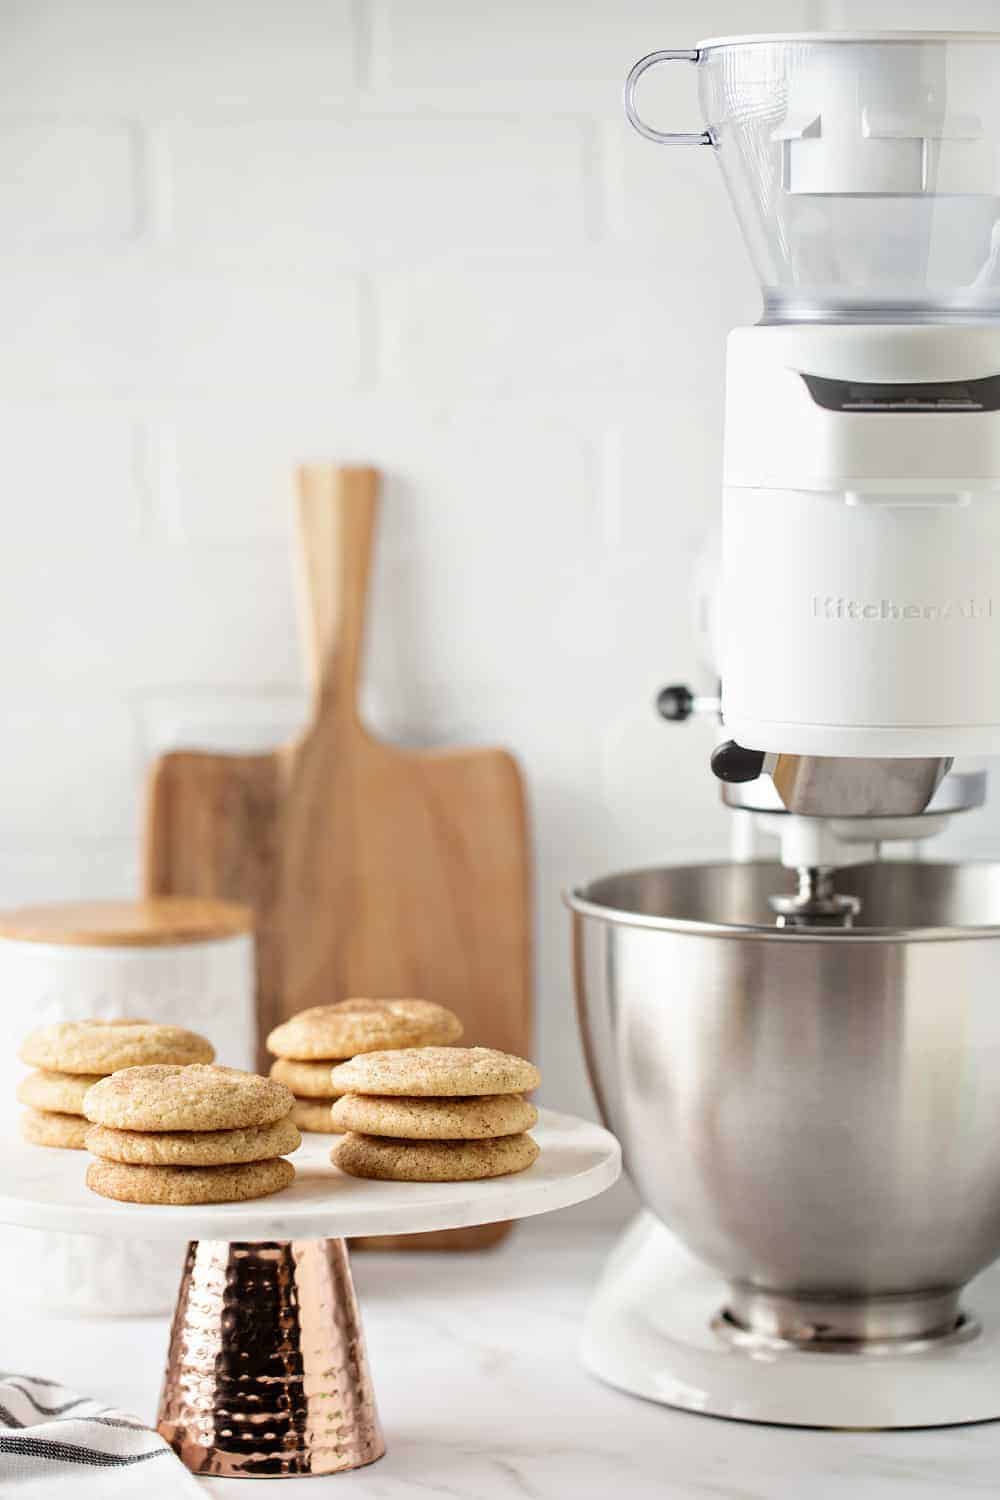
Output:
[626, 33, 1000, 324]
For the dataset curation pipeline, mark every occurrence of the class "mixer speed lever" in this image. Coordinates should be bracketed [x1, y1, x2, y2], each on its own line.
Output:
[710, 740, 766, 784]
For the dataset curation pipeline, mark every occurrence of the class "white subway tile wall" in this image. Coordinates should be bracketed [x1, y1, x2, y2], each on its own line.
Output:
[0, 123, 142, 246]
[8, 0, 999, 1193]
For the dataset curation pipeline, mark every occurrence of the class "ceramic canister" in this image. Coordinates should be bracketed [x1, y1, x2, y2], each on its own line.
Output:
[0, 898, 256, 1316]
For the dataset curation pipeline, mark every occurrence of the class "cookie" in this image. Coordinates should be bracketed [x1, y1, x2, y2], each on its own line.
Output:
[85, 1156, 295, 1205]
[17, 1069, 104, 1115]
[332, 1132, 539, 1182]
[20, 1019, 214, 1075]
[84, 1064, 294, 1132]
[21, 1108, 89, 1150]
[270, 1058, 343, 1099]
[266, 999, 462, 1061]
[291, 1097, 340, 1134]
[330, 1092, 538, 1140]
[329, 1046, 540, 1098]
[85, 1115, 301, 1167]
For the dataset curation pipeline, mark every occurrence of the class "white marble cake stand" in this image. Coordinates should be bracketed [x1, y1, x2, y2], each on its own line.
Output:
[0, 1109, 620, 1480]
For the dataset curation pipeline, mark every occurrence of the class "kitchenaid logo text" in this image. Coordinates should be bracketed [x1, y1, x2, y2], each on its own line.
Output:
[812, 596, 993, 622]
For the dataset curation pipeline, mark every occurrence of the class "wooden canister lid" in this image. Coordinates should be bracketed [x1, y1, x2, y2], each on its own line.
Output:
[0, 897, 253, 948]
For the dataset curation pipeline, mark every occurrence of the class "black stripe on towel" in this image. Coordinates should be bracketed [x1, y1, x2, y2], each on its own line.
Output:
[0, 1373, 62, 1388]
[0, 1405, 24, 1429]
[3, 1382, 90, 1417]
[0, 1435, 169, 1467]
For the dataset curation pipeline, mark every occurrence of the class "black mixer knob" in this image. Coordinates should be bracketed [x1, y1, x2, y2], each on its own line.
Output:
[710, 740, 766, 784]
[656, 684, 695, 722]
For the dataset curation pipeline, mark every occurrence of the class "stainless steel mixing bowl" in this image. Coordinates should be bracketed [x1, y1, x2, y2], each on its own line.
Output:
[569, 861, 1000, 1345]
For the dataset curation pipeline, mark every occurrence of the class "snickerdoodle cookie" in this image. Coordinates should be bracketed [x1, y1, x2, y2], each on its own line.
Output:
[21, 1020, 214, 1075]
[84, 1064, 293, 1132]
[266, 999, 462, 1061]
[86, 1156, 295, 1205]
[269, 1057, 343, 1099]
[85, 1115, 301, 1167]
[290, 1098, 340, 1134]
[18, 1026, 212, 1152]
[330, 1092, 537, 1140]
[330, 1046, 540, 1098]
[332, 1131, 539, 1182]
[17, 1069, 103, 1115]
[21, 1108, 90, 1150]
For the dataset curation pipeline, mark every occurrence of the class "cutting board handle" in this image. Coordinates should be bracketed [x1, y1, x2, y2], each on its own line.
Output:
[295, 464, 379, 728]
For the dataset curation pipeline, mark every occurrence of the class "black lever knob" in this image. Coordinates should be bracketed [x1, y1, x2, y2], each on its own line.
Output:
[710, 740, 766, 784]
[656, 684, 695, 722]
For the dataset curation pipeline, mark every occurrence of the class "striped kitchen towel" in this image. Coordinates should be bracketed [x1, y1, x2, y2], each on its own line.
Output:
[0, 1372, 201, 1496]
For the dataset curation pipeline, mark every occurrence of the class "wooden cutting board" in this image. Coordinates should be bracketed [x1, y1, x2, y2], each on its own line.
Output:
[143, 465, 532, 1249]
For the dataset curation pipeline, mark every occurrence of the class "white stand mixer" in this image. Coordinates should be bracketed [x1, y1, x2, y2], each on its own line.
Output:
[569, 31, 1000, 1429]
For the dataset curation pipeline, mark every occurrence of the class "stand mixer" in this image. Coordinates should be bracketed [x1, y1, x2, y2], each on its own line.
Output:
[568, 32, 1000, 1428]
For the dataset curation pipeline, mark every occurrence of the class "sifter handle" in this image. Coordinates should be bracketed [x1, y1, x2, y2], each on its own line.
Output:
[624, 50, 714, 146]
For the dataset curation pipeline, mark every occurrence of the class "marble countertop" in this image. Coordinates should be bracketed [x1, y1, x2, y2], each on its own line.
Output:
[5, 1218, 1000, 1498]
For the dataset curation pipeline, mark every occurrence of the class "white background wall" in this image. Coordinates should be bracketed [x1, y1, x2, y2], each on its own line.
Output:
[4, 0, 999, 1175]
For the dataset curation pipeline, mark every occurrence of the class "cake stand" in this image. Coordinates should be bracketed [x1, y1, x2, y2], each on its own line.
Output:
[0, 1108, 619, 1478]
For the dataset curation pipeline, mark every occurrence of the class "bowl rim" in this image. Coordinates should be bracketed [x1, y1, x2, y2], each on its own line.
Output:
[697, 32, 1000, 50]
[564, 859, 1000, 944]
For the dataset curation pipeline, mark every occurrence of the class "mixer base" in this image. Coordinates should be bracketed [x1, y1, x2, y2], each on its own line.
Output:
[582, 1213, 1000, 1428]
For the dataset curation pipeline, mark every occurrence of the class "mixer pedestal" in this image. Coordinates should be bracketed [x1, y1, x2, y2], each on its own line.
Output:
[583, 1213, 1000, 1429]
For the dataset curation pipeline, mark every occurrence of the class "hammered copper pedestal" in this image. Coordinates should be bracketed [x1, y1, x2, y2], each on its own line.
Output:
[158, 1238, 384, 1478]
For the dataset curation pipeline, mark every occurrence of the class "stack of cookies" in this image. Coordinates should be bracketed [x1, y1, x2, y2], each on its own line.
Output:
[330, 1045, 541, 1181]
[17, 1019, 215, 1150]
[83, 1063, 299, 1204]
[267, 998, 464, 1133]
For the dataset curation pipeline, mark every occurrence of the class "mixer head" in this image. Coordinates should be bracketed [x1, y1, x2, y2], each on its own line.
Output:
[656, 685, 990, 925]
[710, 745, 951, 819]
[709, 744, 952, 925]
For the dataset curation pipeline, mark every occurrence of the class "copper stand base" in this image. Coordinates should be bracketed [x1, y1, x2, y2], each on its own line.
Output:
[157, 1238, 385, 1478]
